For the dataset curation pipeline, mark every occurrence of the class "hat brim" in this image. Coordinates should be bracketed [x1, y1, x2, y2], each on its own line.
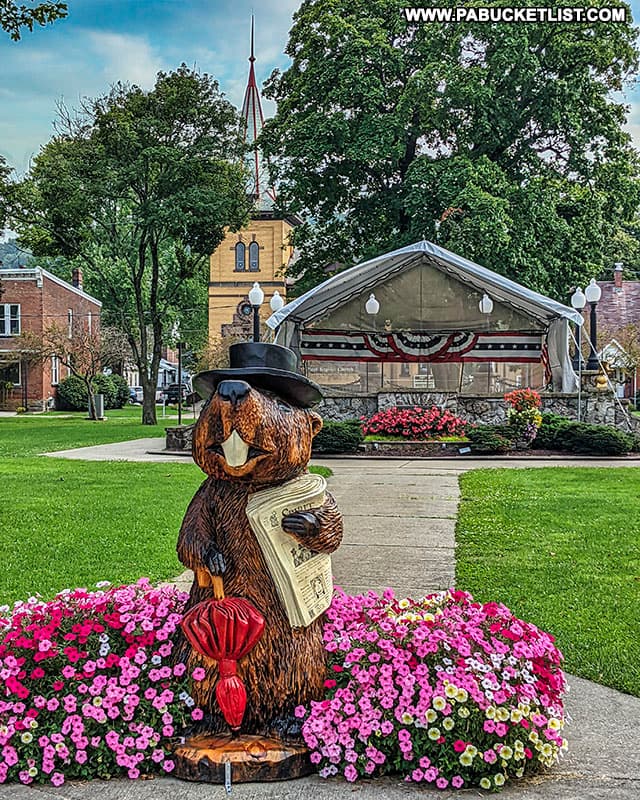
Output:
[193, 367, 323, 408]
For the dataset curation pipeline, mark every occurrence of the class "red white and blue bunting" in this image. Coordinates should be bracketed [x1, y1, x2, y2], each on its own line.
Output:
[300, 330, 543, 363]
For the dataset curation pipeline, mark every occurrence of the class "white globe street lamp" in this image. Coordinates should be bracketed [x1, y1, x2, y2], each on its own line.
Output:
[269, 290, 284, 313]
[584, 279, 602, 371]
[571, 287, 586, 371]
[248, 281, 264, 342]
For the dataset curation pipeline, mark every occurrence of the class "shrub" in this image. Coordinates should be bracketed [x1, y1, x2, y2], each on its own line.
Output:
[0, 580, 202, 787]
[92, 374, 117, 410]
[56, 376, 89, 411]
[108, 375, 130, 409]
[55, 375, 128, 411]
[531, 414, 634, 455]
[362, 406, 468, 439]
[296, 589, 567, 789]
[530, 414, 573, 450]
[466, 425, 514, 454]
[313, 420, 364, 454]
[562, 423, 633, 456]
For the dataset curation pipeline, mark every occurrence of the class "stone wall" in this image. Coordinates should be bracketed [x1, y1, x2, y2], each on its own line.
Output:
[318, 395, 377, 422]
[166, 424, 194, 452]
[166, 388, 638, 451]
[319, 390, 639, 431]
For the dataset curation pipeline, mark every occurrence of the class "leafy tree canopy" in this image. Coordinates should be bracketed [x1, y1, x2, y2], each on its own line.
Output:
[263, 0, 640, 300]
[1, 0, 67, 40]
[2, 65, 251, 423]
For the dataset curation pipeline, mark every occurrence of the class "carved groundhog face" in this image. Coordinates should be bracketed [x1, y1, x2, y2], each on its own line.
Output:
[192, 379, 323, 487]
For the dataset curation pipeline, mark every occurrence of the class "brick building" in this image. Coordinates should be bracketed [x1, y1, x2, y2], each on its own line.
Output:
[594, 264, 640, 330]
[586, 264, 640, 398]
[0, 267, 102, 410]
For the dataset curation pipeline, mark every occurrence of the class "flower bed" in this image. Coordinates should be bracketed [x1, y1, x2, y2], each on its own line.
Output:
[362, 407, 468, 439]
[296, 589, 567, 791]
[1, 582, 567, 791]
[0, 579, 199, 786]
[504, 389, 542, 445]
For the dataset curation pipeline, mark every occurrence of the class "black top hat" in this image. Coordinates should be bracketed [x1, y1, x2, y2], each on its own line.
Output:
[193, 342, 323, 408]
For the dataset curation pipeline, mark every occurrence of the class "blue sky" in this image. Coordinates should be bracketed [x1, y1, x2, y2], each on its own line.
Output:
[0, 0, 299, 175]
[1, 0, 640, 178]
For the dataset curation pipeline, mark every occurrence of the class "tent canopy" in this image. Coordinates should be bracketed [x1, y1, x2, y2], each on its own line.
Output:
[266, 241, 581, 392]
[267, 240, 582, 331]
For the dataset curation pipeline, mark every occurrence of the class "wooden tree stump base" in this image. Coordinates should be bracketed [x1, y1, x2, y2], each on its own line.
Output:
[171, 734, 314, 783]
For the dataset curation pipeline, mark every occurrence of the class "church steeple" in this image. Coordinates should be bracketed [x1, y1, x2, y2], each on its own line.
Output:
[241, 15, 276, 211]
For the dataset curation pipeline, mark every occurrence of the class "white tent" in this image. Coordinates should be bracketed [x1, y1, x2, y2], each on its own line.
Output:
[267, 240, 582, 393]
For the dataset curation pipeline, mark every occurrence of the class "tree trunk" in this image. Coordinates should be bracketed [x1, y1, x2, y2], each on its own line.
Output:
[141, 237, 164, 427]
[141, 375, 157, 425]
[86, 383, 97, 420]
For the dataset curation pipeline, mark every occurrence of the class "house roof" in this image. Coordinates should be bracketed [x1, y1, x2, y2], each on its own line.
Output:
[266, 239, 583, 331]
[0, 267, 102, 306]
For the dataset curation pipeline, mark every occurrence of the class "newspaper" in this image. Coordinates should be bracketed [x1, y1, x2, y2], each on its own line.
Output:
[245, 473, 333, 628]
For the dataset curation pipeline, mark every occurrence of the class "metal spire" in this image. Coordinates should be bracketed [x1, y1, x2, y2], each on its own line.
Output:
[240, 14, 276, 211]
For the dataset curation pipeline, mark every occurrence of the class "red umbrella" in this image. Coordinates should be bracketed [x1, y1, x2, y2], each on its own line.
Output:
[181, 577, 265, 732]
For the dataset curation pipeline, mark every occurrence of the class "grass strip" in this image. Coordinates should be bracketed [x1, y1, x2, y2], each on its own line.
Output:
[456, 467, 640, 696]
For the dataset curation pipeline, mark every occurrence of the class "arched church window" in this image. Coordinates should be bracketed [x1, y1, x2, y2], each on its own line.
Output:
[249, 241, 260, 272]
[235, 242, 246, 271]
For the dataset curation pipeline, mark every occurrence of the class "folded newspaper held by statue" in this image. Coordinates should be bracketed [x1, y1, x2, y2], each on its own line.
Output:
[245, 473, 333, 628]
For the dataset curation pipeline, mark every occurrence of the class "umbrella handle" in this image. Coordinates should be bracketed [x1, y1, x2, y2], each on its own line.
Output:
[211, 575, 224, 600]
[195, 568, 225, 600]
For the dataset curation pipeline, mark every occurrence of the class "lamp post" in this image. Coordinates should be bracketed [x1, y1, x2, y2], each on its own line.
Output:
[570, 287, 586, 371]
[479, 293, 493, 393]
[269, 290, 285, 314]
[365, 293, 380, 392]
[584, 278, 602, 371]
[248, 281, 264, 343]
[177, 340, 184, 425]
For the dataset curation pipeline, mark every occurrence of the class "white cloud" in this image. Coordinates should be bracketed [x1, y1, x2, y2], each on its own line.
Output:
[89, 31, 165, 89]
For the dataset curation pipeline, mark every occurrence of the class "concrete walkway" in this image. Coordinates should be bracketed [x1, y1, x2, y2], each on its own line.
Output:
[17, 442, 640, 799]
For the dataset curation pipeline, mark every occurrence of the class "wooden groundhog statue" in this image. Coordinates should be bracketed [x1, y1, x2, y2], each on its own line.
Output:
[173, 342, 343, 758]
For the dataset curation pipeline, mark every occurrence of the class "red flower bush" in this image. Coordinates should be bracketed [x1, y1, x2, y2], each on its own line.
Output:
[362, 406, 468, 439]
[504, 389, 541, 412]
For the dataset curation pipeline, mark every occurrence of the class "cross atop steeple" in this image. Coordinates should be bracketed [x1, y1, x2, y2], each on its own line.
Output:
[241, 15, 276, 211]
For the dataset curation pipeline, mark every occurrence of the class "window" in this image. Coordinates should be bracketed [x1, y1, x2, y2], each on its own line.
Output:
[67, 309, 73, 338]
[0, 361, 20, 385]
[51, 355, 60, 386]
[0, 304, 20, 336]
[235, 242, 246, 271]
[249, 241, 260, 272]
[88, 312, 92, 335]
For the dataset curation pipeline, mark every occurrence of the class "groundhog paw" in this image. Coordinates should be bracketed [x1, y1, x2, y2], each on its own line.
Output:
[204, 543, 226, 575]
[281, 510, 320, 540]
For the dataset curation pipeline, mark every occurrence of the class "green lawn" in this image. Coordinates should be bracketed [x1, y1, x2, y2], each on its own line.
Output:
[456, 467, 640, 697]
[0, 457, 204, 605]
[0, 407, 172, 458]
[0, 412, 331, 605]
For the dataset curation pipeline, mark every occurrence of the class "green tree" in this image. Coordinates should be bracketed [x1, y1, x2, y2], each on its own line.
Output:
[263, 0, 640, 299]
[3, 65, 251, 423]
[1, 0, 67, 40]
